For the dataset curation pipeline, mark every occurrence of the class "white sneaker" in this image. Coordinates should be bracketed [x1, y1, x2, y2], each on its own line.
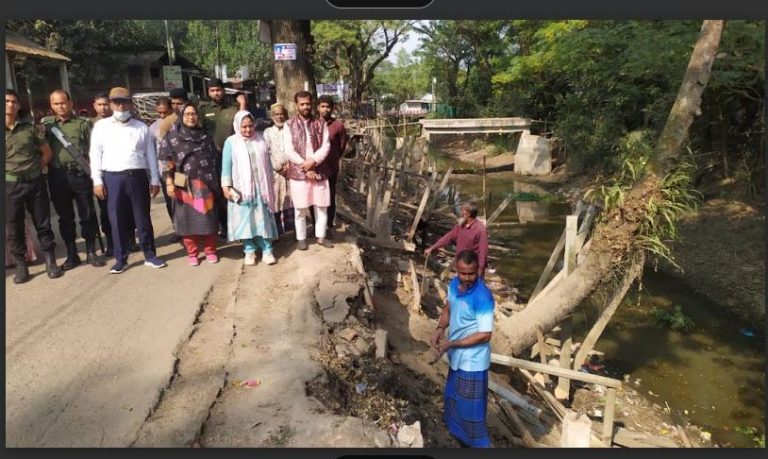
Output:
[244, 252, 256, 266]
[263, 253, 276, 265]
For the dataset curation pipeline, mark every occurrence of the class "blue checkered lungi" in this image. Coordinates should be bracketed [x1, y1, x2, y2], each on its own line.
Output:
[444, 368, 491, 447]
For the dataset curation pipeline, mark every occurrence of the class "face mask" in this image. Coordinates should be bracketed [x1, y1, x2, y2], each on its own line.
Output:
[113, 110, 131, 122]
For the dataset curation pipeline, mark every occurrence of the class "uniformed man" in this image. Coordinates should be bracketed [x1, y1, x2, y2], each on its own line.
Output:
[5, 88, 64, 283]
[42, 89, 106, 269]
[91, 91, 112, 123]
[91, 91, 116, 255]
[199, 78, 247, 239]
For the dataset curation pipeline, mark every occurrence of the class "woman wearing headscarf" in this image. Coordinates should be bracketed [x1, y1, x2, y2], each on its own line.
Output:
[158, 102, 220, 266]
[220, 111, 278, 266]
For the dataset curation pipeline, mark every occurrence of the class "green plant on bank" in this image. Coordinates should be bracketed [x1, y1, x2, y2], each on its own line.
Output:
[734, 426, 766, 448]
[650, 305, 696, 333]
[585, 130, 701, 269]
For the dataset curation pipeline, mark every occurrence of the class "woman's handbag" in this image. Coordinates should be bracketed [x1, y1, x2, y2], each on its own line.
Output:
[172, 152, 193, 188]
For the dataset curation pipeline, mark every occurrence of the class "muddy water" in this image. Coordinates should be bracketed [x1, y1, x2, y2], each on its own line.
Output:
[449, 171, 765, 447]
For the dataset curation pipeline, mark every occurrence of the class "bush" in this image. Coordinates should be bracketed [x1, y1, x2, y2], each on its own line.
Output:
[650, 305, 695, 333]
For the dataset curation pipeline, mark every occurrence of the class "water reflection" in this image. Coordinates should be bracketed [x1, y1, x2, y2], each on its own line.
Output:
[514, 181, 550, 223]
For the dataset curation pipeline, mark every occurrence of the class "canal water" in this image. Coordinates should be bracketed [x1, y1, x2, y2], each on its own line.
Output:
[449, 170, 765, 447]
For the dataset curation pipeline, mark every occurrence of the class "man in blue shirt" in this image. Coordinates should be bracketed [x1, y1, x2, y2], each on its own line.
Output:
[432, 249, 494, 447]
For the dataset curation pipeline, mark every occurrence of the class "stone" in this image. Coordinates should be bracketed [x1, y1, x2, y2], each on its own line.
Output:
[396, 421, 423, 448]
[353, 338, 370, 355]
[338, 328, 358, 342]
[374, 430, 393, 448]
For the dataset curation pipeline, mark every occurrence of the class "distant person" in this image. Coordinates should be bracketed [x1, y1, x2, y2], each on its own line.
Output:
[5, 88, 64, 283]
[315, 95, 348, 235]
[425, 201, 489, 278]
[158, 102, 220, 266]
[91, 92, 112, 123]
[90, 91, 117, 255]
[42, 89, 105, 269]
[89, 87, 165, 273]
[221, 111, 278, 266]
[149, 96, 181, 243]
[282, 90, 332, 250]
[431, 249, 494, 448]
[200, 78, 247, 240]
[263, 102, 294, 236]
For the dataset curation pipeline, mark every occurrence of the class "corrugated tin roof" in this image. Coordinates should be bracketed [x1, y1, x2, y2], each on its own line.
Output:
[5, 31, 70, 62]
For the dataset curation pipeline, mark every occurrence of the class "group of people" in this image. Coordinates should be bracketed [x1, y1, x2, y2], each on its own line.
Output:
[7, 78, 495, 448]
[5, 78, 349, 279]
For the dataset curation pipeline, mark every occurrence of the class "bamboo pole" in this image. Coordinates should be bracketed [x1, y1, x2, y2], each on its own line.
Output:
[406, 171, 439, 243]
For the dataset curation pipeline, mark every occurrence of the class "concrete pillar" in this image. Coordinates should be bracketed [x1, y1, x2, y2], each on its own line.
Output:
[142, 64, 152, 89]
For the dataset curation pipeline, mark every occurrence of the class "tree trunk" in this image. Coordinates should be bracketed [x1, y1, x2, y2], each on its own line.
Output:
[269, 20, 317, 117]
[493, 20, 725, 357]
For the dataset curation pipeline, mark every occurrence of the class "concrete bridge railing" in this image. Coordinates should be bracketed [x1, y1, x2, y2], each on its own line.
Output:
[418, 117, 532, 140]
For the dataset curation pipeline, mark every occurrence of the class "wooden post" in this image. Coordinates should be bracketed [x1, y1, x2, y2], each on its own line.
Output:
[564, 215, 578, 275]
[556, 316, 573, 401]
[6, 54, 18, 90]
[406, 171, 438, 243]
[603, 388, 616, 446]
[573, 255, 644, 369]
[424, 166, 453, 216]
[408, 259, 421, 312]
[530, 201, 585, 300]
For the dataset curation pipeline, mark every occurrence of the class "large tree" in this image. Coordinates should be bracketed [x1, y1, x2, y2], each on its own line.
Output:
[493, 20, 726, 356]
[267, 20, 317, 117]
[312, 20, 411, 116]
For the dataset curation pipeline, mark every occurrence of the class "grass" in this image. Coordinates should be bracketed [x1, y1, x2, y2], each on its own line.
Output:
[262, 425, 295, 447]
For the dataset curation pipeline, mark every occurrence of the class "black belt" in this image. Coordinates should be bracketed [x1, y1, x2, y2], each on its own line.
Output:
[54, 163, 87, 173]
[104, 169, 147, 176]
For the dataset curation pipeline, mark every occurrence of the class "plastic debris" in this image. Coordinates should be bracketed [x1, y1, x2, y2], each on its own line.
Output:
[355, 383, 367, 394]
[739, 328, 756, 337]
[240, 379, 261, 388]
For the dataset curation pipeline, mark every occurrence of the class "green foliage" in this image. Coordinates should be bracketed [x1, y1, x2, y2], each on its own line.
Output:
[312, 20, 411, 113]
[650, 305, 696, 333]
[585, 132, 701, 268]
[180, 21, 272, 82]
[734, 426, 765, 448]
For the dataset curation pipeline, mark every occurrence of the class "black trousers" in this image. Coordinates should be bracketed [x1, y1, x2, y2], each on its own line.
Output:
[215, 155, 227, 236]
[103, 170, 156, 264]
[327, 171, 338, 227]
[97, 196, 111, 242]
[5, 177, 57, 256]
[48, 167, 99, 245]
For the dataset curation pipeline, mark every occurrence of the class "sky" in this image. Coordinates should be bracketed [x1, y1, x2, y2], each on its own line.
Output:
[387, 21, 427, 63]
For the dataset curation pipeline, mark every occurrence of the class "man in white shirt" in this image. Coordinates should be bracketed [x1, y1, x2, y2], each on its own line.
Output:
[90, 87, 166, 273]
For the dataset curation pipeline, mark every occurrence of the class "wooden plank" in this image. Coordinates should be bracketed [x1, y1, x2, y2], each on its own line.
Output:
[676, 425, 693, 448]
[406, 171, 439, 242]
[573, 255, 644, 369]
[528, 269, 565, 309]
[499, 401, 538, 447]
[575, 205, 598, 248]
[486, 193, 515, 226]
[556, 316, 573, 401]
[603, 387, 616, 446]
[336, 202, 376, 235]
[424, 166, 453, 216]
[489, 380, 542, 417]
[612, 428, 679, 448]
[564, 215, 579, 275]
[530, 201, 585, 300]
[408, 259, 421, 312]
[357, 236, 415, 252]
[491, 354, 622, 388]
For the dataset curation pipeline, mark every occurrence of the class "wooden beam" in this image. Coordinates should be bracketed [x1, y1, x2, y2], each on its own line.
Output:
[425, 166, 453, 216]
[564, 215, 579, 275]
[573, 255, 644, 369]
[530, 201, 585, 300]
[499, 401, 538, 447]
[408, 259, 421, 312]
[406, 170, 438, 242]
[491, 354, 622, 388]
[603, 388, 616, 446]
[556, 316, 573, 401]
[357, 236, 415, 252]
[489, 380, 542, 417]
[486, 193, 515, 226]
